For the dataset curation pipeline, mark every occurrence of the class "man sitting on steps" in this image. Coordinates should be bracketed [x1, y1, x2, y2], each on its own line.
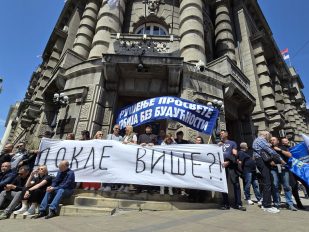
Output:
[34, 160, 75, 219]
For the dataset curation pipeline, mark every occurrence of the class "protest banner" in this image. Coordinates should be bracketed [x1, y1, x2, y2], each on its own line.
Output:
[116, 96, 219, 135]
[37, 138, 228, 193]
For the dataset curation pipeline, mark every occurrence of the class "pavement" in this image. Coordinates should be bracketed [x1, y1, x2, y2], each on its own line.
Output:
[1, 198, 309, 232]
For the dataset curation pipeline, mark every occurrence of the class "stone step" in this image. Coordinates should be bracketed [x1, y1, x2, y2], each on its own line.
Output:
[74, 189, 212, 202]
[74, 196, 218, 211]
[60, 205, 116, 216]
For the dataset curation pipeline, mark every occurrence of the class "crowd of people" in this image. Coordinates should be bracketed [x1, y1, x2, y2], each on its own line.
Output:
[0, 124, 308, 220]
[220, 130, 308, 213]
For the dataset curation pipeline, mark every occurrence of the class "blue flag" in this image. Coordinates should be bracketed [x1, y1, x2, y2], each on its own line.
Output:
[289, 142, 309, 163]
[288, 157, 309, 187]
[116, 96, 219, 135]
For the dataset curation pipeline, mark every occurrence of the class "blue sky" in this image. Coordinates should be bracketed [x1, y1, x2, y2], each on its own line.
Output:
[0, 0, 309, 141]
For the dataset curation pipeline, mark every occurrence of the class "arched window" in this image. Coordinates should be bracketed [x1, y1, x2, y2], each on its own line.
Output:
[135, 23, 168, 36]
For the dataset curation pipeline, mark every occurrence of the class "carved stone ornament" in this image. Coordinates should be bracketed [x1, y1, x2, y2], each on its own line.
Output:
[144, 0, 165, 14]
[115, 39, 170, 56]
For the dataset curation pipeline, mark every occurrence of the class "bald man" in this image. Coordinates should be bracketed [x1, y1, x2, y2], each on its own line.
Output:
[34, 160, 75, 219]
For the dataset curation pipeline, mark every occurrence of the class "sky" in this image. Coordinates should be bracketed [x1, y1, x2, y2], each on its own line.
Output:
[0, 0, 309, 141]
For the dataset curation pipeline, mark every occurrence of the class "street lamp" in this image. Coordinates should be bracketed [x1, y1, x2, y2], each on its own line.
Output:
[51, 92, 69, 128]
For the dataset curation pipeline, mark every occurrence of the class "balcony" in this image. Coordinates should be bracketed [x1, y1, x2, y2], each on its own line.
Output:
[207, 56, 255, 103]
[110, 33, 180, 57]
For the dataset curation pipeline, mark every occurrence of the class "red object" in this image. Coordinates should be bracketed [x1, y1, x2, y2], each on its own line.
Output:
[280, 48, 289, 54]
[81, 182, 101, 190]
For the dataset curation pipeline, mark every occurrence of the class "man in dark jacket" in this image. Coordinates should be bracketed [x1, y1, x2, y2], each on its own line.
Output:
[0, 165, 30, 219]
[0, 144, 13, 167]
[0, 162, 16, 191]
[238, 142, 262, 205]
[35, 160, 75, 219]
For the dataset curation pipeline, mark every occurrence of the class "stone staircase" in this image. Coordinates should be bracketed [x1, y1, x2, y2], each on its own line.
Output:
[59, 190, 219, 216]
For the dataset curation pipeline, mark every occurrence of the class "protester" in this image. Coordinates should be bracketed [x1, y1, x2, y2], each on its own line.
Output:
[13, 165, 52, 216]
[91, 131, 104, 190]
[252, 131, 283, 213]
[238, 142, 262, 205]
[0, 165, 30, 220]
[10, 142, 28, 172]
[157, 129, 166, 145]
[34, 160, 75, 219]
[138, 125, 157, 146]
[270, 137, 297, 210]
[195, 136, 204, 144]
[160, 134, 176, 145]
[219, 130, 246, 211]
[122, 125, 137, 145]
[0, 162, 15, 192]
[119, 125, 137, 193]
[93, 131, 104, 139]
[282, 138, 307, 209]
[0, 144, 13, 167]
[80, 130, 99, 190]
[102, 125, 123, 192]
[106, 124, 123, 141]
[80, 130, 90, 140]
[65, 133, 75, 140]
[175, 131, 188, 144]
[160, 134, 175, 195]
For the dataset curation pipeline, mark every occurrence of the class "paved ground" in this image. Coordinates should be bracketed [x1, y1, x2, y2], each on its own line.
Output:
[2, 198, 309, 232]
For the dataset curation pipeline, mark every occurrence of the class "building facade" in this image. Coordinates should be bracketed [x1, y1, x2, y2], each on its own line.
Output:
[3, 0, 309, 148]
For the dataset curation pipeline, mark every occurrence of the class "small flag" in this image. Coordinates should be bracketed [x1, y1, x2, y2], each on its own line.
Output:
[281, 48, 290, 60]
[107, 0, 119, 9]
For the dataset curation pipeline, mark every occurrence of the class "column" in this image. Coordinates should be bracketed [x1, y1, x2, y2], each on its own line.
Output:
[73, 0, 100, 58]
[253, 42, 280, 127]
[88, 0, 126, 59]
[179, 0, 206, 64]
[214, 0, 236, 62]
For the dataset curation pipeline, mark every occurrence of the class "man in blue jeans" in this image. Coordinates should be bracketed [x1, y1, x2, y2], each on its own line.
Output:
[238, 143, 262, 205]
[270, 137, 297, 211]
[34, 160, 75, 219]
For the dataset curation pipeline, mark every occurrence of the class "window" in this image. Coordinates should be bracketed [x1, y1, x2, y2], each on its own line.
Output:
[136, 23, 168, 36]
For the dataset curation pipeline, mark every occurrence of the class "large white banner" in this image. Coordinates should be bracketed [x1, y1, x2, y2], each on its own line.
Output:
[37, 138, 228, 193]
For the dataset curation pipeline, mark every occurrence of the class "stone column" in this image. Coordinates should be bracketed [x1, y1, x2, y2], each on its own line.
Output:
[214, 0, 236, 62]
[73, 0, 100, 58]
[179, 0, 206, 64]
[253, 42, 280, 128]
[88, 0, 126, 59]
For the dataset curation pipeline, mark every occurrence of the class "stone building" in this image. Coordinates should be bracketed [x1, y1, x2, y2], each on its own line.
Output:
[3, 0, 309, 147]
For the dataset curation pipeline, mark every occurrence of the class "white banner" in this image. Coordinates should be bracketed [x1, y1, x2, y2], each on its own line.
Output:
[37, 138, 228, 193]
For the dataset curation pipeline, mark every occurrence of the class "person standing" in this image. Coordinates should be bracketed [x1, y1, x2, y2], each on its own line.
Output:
[238, 142, 262, 205]
[252, 131, 283, 213]
[270, 137, 297, 211]
[219, 130, 246, 211]
[101, 125, 123, 192]
[138, 125, 157, 146]
[106, 124, 123, 141]
[282, 138, 307, 209]
[118, 125, 137, 193]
